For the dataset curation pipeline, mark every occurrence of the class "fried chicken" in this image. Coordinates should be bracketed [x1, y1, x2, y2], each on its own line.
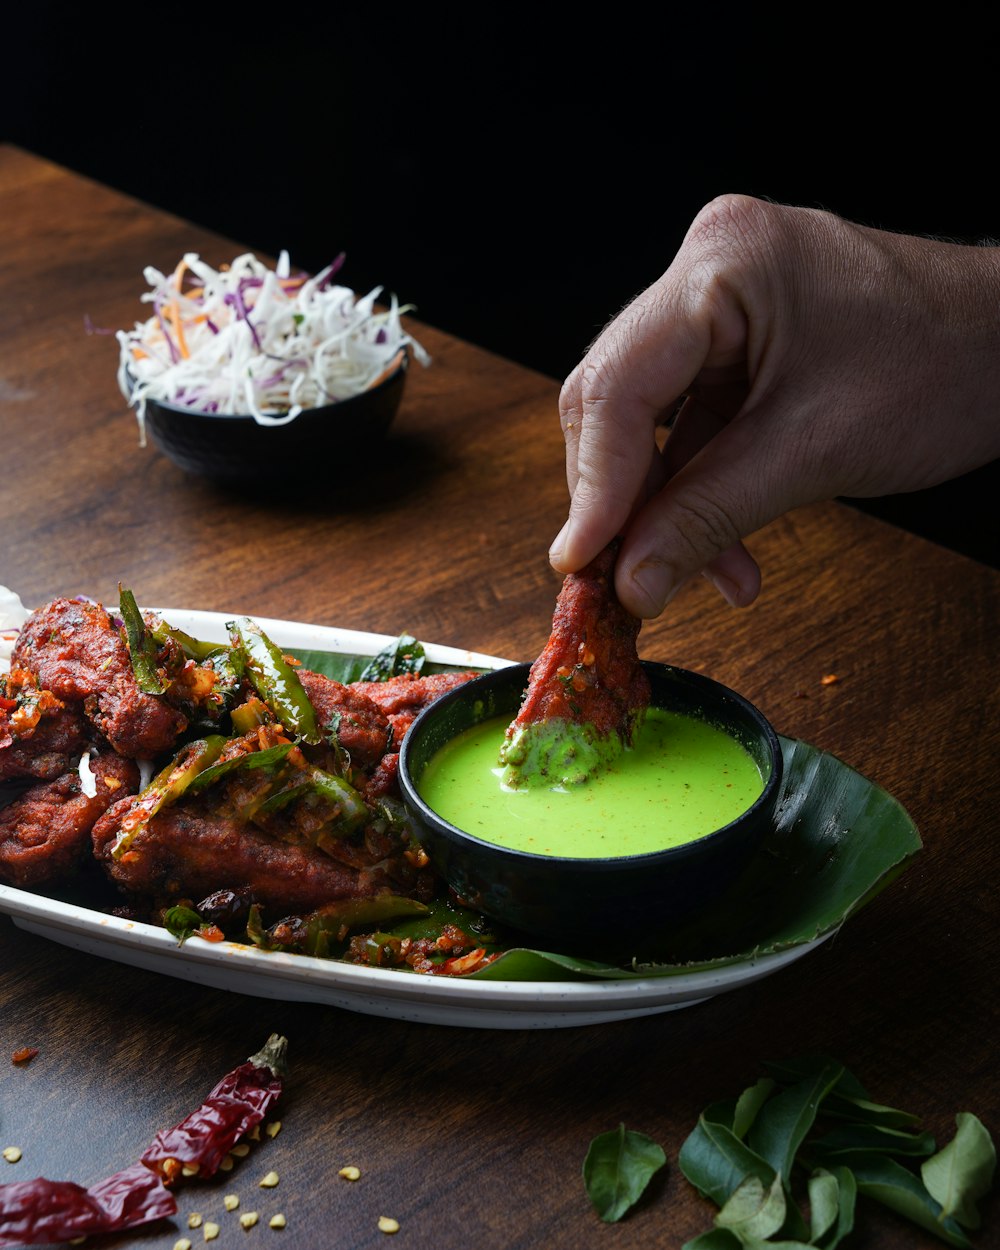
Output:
[12, 598, 188, 758]
[0, 753, 139, 889]
[92, 790, 430, 915]
[297, 669, 391, 773]
[500, 541, 650, 786]
[351, 670, 480, 741]
[0, 668, 90, 781]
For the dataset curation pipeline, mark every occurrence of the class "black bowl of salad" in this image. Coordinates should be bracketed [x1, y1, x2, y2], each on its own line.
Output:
[117, 251, 425, 482]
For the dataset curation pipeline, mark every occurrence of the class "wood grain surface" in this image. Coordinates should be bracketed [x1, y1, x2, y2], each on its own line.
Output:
[1, 144, 998, 1249]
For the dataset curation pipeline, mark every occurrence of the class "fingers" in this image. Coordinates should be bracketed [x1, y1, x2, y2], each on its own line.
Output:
[611, 411, 798, 618]
[551, 295, 723, 573]
[552, 202, 757, 577]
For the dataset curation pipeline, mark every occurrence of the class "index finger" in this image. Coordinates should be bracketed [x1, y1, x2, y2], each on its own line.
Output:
[551, 261, 745, 574]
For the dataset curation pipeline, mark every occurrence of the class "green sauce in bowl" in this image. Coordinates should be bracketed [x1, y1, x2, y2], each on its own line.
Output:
[418, 708, 764, 859]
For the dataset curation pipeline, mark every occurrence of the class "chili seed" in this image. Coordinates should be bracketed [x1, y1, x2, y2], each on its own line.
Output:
[203, 1223, 220, 1242]
[224, 1195, 240, 1211]
[2, 1147, 22, 1163]
[220, 1155, 235, 1172]
[260, 1171, 279, 1188]
[378, 1216, 400, 1234]
[182, 1163, 200, 1178]
[231, 1143, 251, 1157]
[240, 1213, 259, 1230]
[339, 1165, 361, 1181]
[265, 1121, 282, 1138]
[269, 1215, 286, 1230]
[175, 1241, 193, 1250]
[188, 1213, 203, 1229]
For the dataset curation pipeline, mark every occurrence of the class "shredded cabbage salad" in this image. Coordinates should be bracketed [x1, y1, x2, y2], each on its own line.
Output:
[117, 251, 429, 442]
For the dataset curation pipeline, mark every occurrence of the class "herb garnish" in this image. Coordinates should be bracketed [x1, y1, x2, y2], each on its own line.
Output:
[583, 1056, 996, 1246]
[582, 1123, 666, 1222]
[358, 633, 426, 682]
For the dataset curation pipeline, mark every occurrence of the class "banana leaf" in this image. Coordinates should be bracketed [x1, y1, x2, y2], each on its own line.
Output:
[288, 644, 484, 684]
[460, 736, 921, 981]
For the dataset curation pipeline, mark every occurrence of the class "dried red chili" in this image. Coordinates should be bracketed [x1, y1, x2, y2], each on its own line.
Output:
[0, 1165, 175, 1248]
[141, 1033, 288, 1181]
[0, 1035, 288, 1247]
[10, 1047, 38, 1065]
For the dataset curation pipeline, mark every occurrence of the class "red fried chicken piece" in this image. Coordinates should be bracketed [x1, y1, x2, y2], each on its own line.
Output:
[12, 598, 188, 758]
[351, 671, 480, 742]
[501, 542, 649, 785]
[0, 668, 90, 781]
[296, 670, 391, 773]
[0, 752, 139, 888]
[91, 794, 428, 915]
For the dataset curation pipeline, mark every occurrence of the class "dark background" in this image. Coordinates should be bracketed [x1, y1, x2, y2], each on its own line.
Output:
[5, 12, 998, 564]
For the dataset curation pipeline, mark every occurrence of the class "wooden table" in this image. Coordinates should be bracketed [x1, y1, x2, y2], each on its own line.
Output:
[1, 144, 997, 1249]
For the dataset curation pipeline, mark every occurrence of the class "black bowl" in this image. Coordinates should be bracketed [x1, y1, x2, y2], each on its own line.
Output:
[398, 661, 783, 954]
[139, 357, 408, 482]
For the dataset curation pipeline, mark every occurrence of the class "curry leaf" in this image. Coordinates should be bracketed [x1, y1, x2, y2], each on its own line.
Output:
[733, 1079, 776, 1141]
[582, 1124, 666, 1222]
[358, 633, 426, 682]
[162, 905, 202, 942]
[809, 1166, 856, 1249]
[679, 1115, 775, 1207]
[682, 1231, 743, 1249]
[811, 1122, 937, 1160]
[850, 1153, 974, 1248]
[748, 1062, 843, 1184]
[714, 1173, 786, 1240]
[921, 1113, 997, 1231]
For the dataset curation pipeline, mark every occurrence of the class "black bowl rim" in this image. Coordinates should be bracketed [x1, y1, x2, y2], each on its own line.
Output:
[131, 353, 408, 424]
[398, 660, 783, 870]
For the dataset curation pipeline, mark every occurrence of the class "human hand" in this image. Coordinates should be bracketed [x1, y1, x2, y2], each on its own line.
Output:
[550, 195, 1000, 617]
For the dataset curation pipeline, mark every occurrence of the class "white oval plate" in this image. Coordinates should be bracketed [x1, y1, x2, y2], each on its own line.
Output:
[0, 609, 828, 1029]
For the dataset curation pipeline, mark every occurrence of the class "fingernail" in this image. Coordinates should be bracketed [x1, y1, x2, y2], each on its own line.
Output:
[628, 556, 674, 618]
[548, 521, 570, 567]
[702, 569, 742, 606]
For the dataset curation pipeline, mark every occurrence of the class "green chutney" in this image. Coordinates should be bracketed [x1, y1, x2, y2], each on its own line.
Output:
[417, 709, 764, 859]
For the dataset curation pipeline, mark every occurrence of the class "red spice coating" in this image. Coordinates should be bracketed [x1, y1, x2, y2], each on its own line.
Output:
[507, 542, 649, 743]
[12, 598, 187, 758]
[0, 753, 139, 888]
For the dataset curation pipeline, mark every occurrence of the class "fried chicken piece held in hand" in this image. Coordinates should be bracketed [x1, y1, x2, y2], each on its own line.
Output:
[500, 541, 650, 787]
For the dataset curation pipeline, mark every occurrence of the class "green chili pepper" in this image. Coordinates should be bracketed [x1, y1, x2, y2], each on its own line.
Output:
[147, 618, 229, 663]
[111, 735, 228, 859]
[246, 897, 430, 956]
[228, 617, 319, 744]
[119, 585, 166, 695]
[230, 696, 271, 735]
[253, 766, 368, 837]
[187, 742, 297, 795]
